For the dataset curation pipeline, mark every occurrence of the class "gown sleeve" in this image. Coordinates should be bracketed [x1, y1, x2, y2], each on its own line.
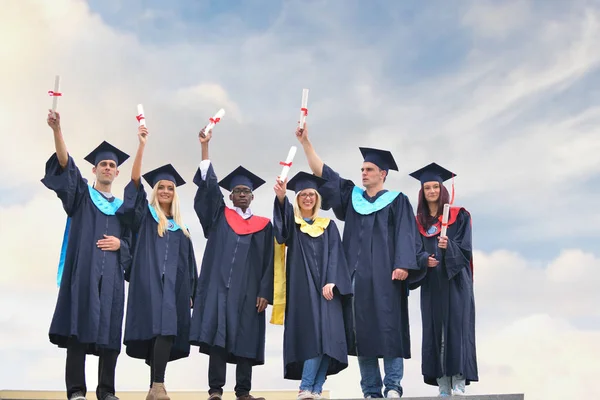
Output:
[258, 222, 275, 305]
[41, 154, 89, 215]
[272, 196, 295, 245]
[193, 163, 225, 238]
[443, 209, 473, 280]
[326, 221, 353, 296]
[117, 179, 149, 233]
[319, 164, 355, 221]
[391, 195, 420, 273]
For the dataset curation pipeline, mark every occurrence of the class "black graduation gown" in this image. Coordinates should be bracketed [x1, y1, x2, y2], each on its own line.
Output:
[273, 197, 353, 380]
[189, 164, 274, 365]
[318, 164, 420, 358]
[410, 208, 478, 386]
[41, 154, 132, 354]
[117, 180, 199, 363]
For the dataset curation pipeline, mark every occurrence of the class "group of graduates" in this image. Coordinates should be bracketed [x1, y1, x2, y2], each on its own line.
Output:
[43, 108, 478, 400]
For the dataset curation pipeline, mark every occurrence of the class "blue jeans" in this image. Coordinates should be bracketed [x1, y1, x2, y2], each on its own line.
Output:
[357, 356, 403, 398]
[299, 355, 330, 394]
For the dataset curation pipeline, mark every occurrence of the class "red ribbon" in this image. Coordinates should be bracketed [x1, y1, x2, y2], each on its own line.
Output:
[48, 91, 62, 97]
[209, 117, 221, 124]
[136, 114, 145, 122]
[279, 161, 292, 167]
[301, 107, 308, 116]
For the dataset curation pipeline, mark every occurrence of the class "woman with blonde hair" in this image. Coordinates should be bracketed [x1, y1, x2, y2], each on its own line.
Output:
[272, 171, 353, 400]
[117, 126, 198, 400]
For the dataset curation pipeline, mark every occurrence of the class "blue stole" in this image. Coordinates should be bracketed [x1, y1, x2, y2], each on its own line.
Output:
[147, 204, 184, 231]
[351, 186, 400, 215]
[56, 185, 123, 287]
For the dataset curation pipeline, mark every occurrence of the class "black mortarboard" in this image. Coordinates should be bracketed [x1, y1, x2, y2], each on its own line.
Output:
[218, 166, 265, 191]
[359, 147, 398, 172]
[286, 171, 327, 193]
[143, 164, 186, 187]
[84, 141, 130, 167]
[409, 162, 456, 185]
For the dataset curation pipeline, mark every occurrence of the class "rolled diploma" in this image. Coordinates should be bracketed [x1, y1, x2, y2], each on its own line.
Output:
[52, 75, 60, 117]
[440, 203, 450, 237]
[204, 108, 225, 132]
[137, 104, 146, 127]
[279, 146, 297, 181]
[298, 88, 309, 127]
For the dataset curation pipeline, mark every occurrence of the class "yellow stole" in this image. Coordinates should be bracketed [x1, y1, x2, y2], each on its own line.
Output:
[269, 217, 331, 325]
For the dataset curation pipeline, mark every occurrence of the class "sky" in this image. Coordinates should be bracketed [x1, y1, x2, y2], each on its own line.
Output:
[1, 0, 599, 399]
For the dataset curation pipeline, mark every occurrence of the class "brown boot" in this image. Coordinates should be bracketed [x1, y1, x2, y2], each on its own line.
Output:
[147, 383, 170, 400]
[236, 395, 265, 400]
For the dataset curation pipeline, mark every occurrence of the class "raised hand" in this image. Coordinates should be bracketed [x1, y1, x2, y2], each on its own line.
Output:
[138, 126, 149, 144]
[199, 128, 212, 144]
[295, 122, 308, 144]
[47, 109, 61, 132]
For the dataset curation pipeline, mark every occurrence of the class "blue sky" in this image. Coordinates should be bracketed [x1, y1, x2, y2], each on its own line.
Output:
[2, 0, 600, 398]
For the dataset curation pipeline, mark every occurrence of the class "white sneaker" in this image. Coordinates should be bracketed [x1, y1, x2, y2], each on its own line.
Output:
[386, 390, 401, 398]
[297, 390, 314, 399]
[452, 387, 466, 396]
[311, 393, 322, 400]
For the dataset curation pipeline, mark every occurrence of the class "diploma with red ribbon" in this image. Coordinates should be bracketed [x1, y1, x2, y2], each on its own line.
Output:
[440, 203, 451, 237]
[298, 88, 309, 128]
[136, 104, 146, 127]
[204, 108, 225, 134]
[48, 75, 61, 117]
[279, 146, 297, 182]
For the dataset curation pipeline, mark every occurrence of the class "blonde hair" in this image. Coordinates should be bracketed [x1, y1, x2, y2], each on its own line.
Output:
[150, 181, 191, 238]
[292, 189, 322, 221]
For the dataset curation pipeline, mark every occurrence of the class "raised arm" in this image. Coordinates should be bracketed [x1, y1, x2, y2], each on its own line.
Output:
[193, 128, 225, 237]
[131, 126, 148, 187]
[42, 111, 88, 215]
[296, 123, 324, 177]
[272, 177, 294, 245]
[47, 110, 68, 169]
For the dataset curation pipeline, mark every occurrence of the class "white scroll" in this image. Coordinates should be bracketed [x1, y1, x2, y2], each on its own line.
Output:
[136, 104, 146, 127]
[204, 108, 225, 134]
[298, 88, 309, 128]
[279, 146, 297, 182]
[48, 75, 61, 117]
[440, 203, 451, 237]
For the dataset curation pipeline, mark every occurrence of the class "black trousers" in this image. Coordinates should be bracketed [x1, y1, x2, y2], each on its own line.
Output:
[149, 335, 174, 387]
[66, 338, 119, 399]
[208, 346, 253, 397]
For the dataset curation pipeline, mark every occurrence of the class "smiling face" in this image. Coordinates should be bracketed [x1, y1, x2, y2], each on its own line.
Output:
[92, 159, 119, 185]
[297, 188, 317, 212]
[423, 181, 441, 203]
[155, 180, 175, 206]
[229, 185, 253, 209]
[361, 161, 386, 188]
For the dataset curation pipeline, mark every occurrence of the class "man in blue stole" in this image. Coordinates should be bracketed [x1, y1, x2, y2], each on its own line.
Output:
[296, 124, 421, 398]
[41, 110, 132, 400]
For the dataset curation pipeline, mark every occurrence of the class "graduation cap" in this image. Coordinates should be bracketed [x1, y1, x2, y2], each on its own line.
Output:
[286, 171, 327, 193]
[218, 166, 266, 191]
[359, 147, 398, 172]
[409, 162, 456, 185]
[143, 164, 186, 187]
[84, 141, 130, 167]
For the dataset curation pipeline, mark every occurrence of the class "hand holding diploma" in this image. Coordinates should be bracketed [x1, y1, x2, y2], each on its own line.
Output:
[298, 88, 309, 128]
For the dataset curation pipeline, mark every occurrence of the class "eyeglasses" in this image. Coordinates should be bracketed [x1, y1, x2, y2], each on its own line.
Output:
[232, 188, 252, 195]
[299, 192, 317, 199]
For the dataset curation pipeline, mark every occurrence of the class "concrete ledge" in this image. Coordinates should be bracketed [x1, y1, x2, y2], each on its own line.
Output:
[0, 391, 524, 400]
